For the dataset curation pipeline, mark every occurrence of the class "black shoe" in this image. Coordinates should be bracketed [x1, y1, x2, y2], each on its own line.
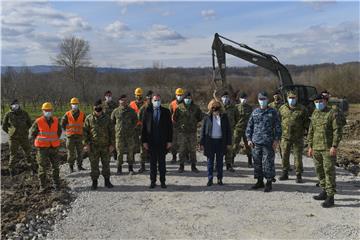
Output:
[117, 166, 122, 175]
[104, 178, 114, 188]
[178, 164, 184, 173]
[315, 182, 320, 187]
[226, 164, 235, 172]
[289, 167, 293, 172]
[251, 179, 264, 190]
[138, 164, 146, 173]
[77, 166, 86, 171]
[128, 165, 135, 175]
[264, 180, 272, 192]
[296, 174, 303, 183]
[69, 165, 74, 173]
[313, 190, 327, 201]
[207, 179, 213, 186]
[191, 164, 199, 173]
[322, 196, 334, 208]
[161, 182, 167, 189]
[279, 172, 289, 181]
[150, 182, 156, 189]
[217, 179, 223, 185]
[91, 179, 98, 190]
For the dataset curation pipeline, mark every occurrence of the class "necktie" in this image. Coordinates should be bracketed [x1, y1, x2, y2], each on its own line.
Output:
[154, 108, 159, 123]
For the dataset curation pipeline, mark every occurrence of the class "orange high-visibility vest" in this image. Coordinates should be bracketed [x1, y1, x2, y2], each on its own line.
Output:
[129, 101, 143, 126]
[34, 116, 60, 148]
[65, 110, 85, 136]
[170, 100, 178, 123]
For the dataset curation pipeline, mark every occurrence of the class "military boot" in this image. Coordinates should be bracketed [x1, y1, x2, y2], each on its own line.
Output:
[138, 163, 146, 173]
[191, 163, 199, 173]
[279, 172, 289, 181]
[321, 196, 334, 208]
[313, 190, 327, 201]
[178, 164, 184, 173]
[226, 163, 235, 172]
[296, 174, 303, 183]
[207, 179, 213, 186]
[104, 178, 114, 188]
[264, 180, 272, 192]
[247, 154, 253, 168]
[91, 179, 98, 190]
[250, 178, 264, 189]
[69, 165, 74, 173]
[128, 165, 135, 175]
[117, 165, 122, 175]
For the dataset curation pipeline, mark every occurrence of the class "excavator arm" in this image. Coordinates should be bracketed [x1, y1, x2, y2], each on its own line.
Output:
[212, 33, 293, 89]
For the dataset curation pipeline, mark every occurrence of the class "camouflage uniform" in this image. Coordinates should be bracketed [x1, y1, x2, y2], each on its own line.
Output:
[103, 100, 118, 117]
[2, 108, 36, 174]
[111, 105, 138, 167]
[246, 107, 281, 180]
[169, 100, 181, 161]
[29, 117, 62, 188]
[279, 103, 309, 176]
[83, 113, 115, 181]
[234, 102, 253, 165]
[61, 110, 84, 170]
[173, 102, 202, 165]
[307, 107, 342, 197]
[269, 101, 283, 112]
[223, 104, 240, 165]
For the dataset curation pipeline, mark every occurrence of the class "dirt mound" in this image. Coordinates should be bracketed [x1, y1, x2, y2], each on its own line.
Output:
[342, 120, 360, 140]
[1, 143, 75, 239]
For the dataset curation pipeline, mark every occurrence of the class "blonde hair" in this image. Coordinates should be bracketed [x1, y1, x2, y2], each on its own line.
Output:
[207, 99, 223, 114]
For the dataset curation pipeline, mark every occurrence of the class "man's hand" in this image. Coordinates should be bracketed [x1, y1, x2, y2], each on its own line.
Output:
[143, 143, 149, 151]
[227, 145, 232, 151]
[307, 147, 313, 157]
[166, 142, 172, 150]
[330, 147, 337, 157]
[272, 140, 279, 150]
[83, 144, 90, 152]
[248, 141, 254, 148]
[109, 145, 114, 153]
[200, 145, 204, 151]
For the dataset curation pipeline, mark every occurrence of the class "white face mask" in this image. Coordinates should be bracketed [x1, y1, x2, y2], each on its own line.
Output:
[152, 100, 161, 108]
[240, 98, 247, 104]
[184, 98, 192, 105]
[105, 96, 112, 102]
[71, 104, 79, 110]
[43, 111, 52, 118]
[221, 96, 230, 105]
[258, 99, 268, 109]
[176, 95, 183, 101]
[11, 104, 20, 111]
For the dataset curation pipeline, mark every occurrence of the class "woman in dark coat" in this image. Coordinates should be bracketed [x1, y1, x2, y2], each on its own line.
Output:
[200, 99, 232, 186]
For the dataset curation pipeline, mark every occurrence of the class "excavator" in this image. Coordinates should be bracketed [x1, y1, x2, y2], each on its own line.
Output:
[211, 33, 318, 108]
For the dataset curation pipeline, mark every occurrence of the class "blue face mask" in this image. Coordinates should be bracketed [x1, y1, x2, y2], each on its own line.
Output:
[258, 99, 268, 108]
[287, 98, 297, 106]
[315, 102, 325, 111]
[152, 100, 161, 108]
[184, 98, 192, 105]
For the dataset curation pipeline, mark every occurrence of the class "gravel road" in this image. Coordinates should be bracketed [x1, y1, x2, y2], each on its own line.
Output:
[48, 152, 360, 240]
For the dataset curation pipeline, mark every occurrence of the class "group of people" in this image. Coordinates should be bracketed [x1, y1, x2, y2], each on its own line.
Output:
[2, 87, 344, 208]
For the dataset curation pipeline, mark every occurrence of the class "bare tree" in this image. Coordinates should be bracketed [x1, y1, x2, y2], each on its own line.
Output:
[53, 36, 91, 100]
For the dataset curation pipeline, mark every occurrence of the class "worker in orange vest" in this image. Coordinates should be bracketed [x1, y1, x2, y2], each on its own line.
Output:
[29, 102, 62, 192]
[169, 88, 184, 163]
[129, 87, 147, 172]
[61, 97, 86, 173]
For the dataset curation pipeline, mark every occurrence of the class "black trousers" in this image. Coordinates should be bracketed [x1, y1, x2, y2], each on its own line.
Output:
[150, 148, 166, 184]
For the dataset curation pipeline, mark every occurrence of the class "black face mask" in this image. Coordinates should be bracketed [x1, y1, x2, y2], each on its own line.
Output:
[94, 107, 103, 113]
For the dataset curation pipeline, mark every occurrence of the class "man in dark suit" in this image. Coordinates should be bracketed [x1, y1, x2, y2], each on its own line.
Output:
[142, 94, 173, 189]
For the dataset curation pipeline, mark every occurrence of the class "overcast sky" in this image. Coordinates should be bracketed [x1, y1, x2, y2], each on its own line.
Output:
[1, 0, 359, 68]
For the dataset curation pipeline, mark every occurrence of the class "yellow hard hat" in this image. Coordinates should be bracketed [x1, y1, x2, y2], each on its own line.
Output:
[41, 102, 53, 110]
[135, 88, 143, 96]
[175, 88, 184, 95]
[70, 97, 80, 104]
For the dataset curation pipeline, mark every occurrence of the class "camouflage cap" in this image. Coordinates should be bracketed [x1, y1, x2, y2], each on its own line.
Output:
[287, 91, 297, 97]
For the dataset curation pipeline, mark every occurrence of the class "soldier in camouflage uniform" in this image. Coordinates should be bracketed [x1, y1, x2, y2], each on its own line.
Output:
[234, 92, 253, 168]
[278, 91, 309, 183]
[246, 91, 281, 192]
[111, 95, 138, 175]
[173, 92, 203, 173]
[103, 90, 118, 161]
[83, 100, 115, 190]
[138, 90, 153, 173]
[221, 92, 240, 172]
[29, 102, 62, 192]
[269, 90, 284, 111]
[2, 100, 37, 176]
[307, 94, 342, 208]
[61, 97, 86, 173]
